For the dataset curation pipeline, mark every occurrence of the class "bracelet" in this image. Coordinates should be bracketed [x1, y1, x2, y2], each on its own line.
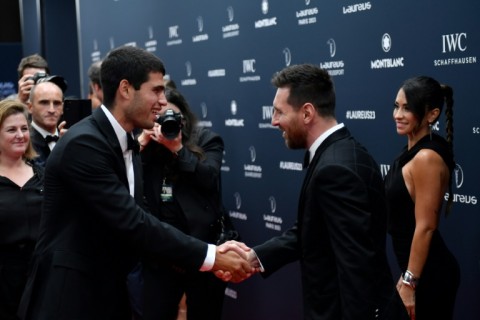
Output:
[402, 270, 419, 290]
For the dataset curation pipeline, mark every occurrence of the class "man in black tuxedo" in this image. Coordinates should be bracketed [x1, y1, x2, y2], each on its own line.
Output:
[244, 64, 407, 319]
[18, 46, 252, 320]
[27, 77, 68, 167]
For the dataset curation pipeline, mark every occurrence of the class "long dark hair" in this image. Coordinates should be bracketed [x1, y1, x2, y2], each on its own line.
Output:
[401, 76, 455, 214]
[165, 87, 205, 160]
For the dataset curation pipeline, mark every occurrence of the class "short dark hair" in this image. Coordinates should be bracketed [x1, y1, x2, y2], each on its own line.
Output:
[87, 60, 102, 87]
[101, 46, 166, 108]
[271, 64, 336, 118]
[17, 54, 50, 79]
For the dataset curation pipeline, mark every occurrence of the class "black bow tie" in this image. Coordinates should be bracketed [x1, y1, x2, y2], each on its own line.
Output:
[126, 133, 139, 154]
[303, 150, 310, 169]
[45, 135, 59, 143]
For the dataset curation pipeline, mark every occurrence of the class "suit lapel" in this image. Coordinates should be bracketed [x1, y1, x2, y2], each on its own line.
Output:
[297, 127, 351, 223]
[91, 108, 130, 190]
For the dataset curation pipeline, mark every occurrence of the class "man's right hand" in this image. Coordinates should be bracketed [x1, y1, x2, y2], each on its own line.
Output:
[212, 241, 253, 283]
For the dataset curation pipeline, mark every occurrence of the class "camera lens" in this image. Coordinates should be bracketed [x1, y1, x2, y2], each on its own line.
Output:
[156, 109, 182, 140]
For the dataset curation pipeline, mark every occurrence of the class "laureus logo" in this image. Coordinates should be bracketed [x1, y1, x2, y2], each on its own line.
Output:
[197, 16, 204, 33]
[269, 196, 277, 213]
[185, 61, 192, 77]
[454, 163, 464, 189]
[201, 102, 208, 119]
[283, 48, 292, 66]
[327, 38, 336, 58]
[382, 33, 392, 52]
[227, 6, 234, 22]
[249, 146, 257, 163]
[234, 192, 242, 210]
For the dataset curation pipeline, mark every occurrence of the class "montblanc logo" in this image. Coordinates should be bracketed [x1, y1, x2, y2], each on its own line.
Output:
[180, 61, 197, 86]
[305, 0, 311, 5]
[434, 32, 477, 67]
[382, 33, 391, 52]
[320, 38, 345, 76]
[262, 0, 269, 14]
[225, 100, 244, 127]
[256, 0, 277, 29]
[221, 150, 230, 172]
[283, 48, 292, 66]
[230, 100, 237, 116]
[370, 33, 405, 70]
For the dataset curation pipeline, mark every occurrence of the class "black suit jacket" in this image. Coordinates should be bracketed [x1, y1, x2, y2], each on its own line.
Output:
[254, 127, 399, 320]
[30, 127, 50, 167]
[18, 108, 208, 320]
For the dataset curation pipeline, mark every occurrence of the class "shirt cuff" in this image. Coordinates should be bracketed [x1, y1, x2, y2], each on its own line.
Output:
[200, 244, 216, 271]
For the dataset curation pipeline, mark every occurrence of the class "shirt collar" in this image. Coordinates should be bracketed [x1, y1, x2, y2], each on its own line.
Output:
[100, 105, 129, 153]
[308, 123, 345, 162]
[31, 121, 59, 138]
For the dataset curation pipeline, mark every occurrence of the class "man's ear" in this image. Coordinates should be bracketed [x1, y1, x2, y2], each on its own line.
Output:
[119, 79, 131, 99]
[302, 103, 315, 123]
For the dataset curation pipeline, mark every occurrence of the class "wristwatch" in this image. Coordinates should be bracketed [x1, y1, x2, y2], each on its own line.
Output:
[402, 270, 419, 289]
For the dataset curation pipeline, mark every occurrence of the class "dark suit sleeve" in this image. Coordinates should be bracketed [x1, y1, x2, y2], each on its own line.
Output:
[253, 224, 301, 277]
[176, 128, 224, 192]
[313, 164, 381, 317]
[59, 132, 208, 269]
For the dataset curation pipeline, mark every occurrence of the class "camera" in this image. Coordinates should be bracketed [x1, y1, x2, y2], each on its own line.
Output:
[25, 72, 68, 93]
[26, 72, 47, 82]
[156, 109, 183, 139]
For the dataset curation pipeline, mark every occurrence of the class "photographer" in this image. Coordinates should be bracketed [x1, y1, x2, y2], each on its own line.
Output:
[135, 87, 229, 320]
[10, 54, 50, 104]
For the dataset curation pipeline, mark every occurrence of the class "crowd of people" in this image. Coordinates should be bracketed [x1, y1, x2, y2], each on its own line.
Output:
[0, 47, 459, 320]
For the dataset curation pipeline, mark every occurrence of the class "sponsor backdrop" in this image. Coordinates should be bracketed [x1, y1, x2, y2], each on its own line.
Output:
[76, 1, 478, 319]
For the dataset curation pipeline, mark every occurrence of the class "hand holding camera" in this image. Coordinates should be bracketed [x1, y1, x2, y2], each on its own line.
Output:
[156, 109, 183, 140]
[138, 109, 184, 153]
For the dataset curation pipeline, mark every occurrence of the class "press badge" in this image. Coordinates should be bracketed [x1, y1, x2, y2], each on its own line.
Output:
[161, 179, 173, 202]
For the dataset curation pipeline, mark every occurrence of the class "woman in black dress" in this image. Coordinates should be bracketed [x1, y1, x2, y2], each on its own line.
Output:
[384, 76, 460, 320]
[0, 100, 44, 319]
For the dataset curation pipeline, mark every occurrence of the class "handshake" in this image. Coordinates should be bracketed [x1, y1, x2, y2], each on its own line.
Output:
[212, 240, 262, 283]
